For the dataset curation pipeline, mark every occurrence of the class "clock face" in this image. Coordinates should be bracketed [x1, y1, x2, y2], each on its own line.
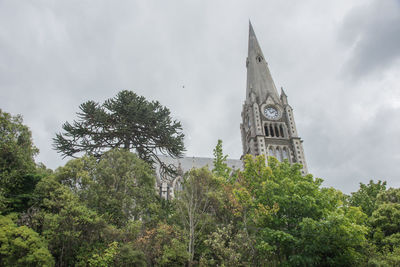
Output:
[264, 106, 279, 120]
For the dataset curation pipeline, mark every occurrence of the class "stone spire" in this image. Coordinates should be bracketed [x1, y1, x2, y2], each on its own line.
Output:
[241, 22, 308, 174]
[246, 22, 280, 104]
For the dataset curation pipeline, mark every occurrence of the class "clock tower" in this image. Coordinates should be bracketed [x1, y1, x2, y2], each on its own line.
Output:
[240, 22, 308, 174]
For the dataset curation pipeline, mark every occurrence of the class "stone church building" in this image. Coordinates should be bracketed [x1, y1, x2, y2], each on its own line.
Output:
[157, 23, 308, 199]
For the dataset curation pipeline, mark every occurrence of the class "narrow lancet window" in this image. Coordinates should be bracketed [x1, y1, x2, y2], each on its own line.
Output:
[270, 125, 274, 137]
[275, 125, 280, 137]
[282, 148, 288, 160]
[276, 147, 282, 161]
[280, 125, 284, 137]
[264, 125, 269, 136]
[269, 147, 274, 157]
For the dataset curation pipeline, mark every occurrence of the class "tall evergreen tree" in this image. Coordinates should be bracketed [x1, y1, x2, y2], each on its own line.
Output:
[212, 139, 231, 180]
[54, 90, 185, 176]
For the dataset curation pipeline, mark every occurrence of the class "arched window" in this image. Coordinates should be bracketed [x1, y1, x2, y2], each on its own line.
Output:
[282, 148, 288, 160]
[270, 125, 274, 137]
[273, 147, 278, 158]
[276, 147, 282, 161]
[275, 125, 280, 137]
[268, 147, 274, 157]
[280, 125, 284, 137]
[264, 124, 269, 136]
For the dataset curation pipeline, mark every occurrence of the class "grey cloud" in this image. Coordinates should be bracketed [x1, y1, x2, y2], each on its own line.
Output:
[1, 0, 399, 195]
[305, 105, 400, 192]
[339, 0, 400, 78]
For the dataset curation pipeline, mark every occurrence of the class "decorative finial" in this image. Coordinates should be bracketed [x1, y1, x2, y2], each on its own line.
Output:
[281, 86, 287, 96]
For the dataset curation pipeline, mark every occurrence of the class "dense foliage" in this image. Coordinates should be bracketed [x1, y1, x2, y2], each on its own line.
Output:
[0, 109, 41, 214]
[1, 105, 400, 266]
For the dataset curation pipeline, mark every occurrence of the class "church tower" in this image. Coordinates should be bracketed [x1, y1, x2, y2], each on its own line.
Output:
[240, 22, 308, 174]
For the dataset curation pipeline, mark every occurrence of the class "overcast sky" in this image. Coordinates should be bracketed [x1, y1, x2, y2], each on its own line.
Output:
[1, 0, 400, 193]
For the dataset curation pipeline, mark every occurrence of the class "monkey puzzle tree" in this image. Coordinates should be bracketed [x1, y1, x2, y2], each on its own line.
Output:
[53, 90, 185, 176]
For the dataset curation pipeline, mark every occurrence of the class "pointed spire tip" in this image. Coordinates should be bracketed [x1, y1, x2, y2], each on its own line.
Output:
[249, 20, 254, 34]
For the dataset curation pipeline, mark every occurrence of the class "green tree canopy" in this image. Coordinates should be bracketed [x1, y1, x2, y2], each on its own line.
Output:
[370, 188, 400, 246]
[0, 214, 54, 266]
[175, 168, 221, 266]
[53, 90, 185, 176]
[31, 174, 112, 266]
[349, 180, 387, 217]
[367, 188, 400, 266]
[229, 155, 368, 266]
[297, 208, 368, 266]
[212, 139, 231, 181]
[136, 223, 188, 266]
[28, 149, 161, 266]
[54, 149, 159, 227]
[0, 109, 40, 213]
